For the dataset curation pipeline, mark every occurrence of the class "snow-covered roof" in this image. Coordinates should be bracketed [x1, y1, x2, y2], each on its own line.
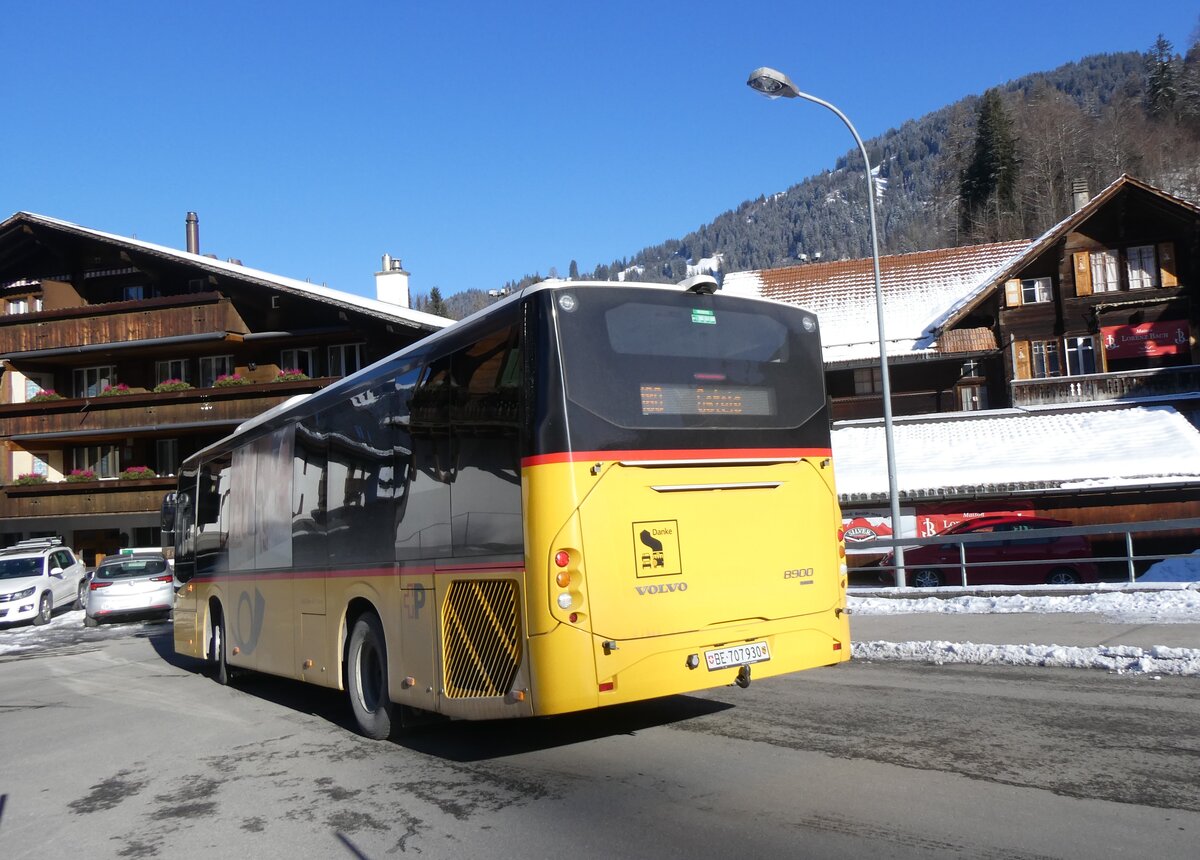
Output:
[724, 240, 1030, 364]
[833, 405, 1200, 502]
[2, 212, 454, 332]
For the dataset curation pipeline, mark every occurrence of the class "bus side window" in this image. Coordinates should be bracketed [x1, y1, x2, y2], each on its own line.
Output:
[326, 379, 401, 567]
[292, 416, 328, 570]
[195, 453, 231, 575]
[448, 325, 523, 557]
[396, 358, 452, 560]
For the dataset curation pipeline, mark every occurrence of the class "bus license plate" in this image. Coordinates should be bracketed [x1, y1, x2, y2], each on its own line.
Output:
[704, 641, 771, 671]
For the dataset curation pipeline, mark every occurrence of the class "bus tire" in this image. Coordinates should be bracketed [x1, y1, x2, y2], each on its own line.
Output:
[347, 613, 395, 740]
[209, 610, 230, 686]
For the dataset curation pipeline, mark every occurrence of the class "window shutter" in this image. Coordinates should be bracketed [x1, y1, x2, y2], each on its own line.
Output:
[1004, 278, 1023, 307]
[1073, 252, 1093, 296]
[1012, 339, 1032, 380]
[1158, 242, 1178, 287]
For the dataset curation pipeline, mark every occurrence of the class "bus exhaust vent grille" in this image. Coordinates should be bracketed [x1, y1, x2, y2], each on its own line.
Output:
[442, 579, 521, 698]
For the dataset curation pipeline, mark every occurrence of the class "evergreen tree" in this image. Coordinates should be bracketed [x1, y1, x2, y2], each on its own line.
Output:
[568, 259, 579, 279]
[1146, 35, 1179, 119]
[959, 89, 1020, 238]
[427, 287, 449, 317]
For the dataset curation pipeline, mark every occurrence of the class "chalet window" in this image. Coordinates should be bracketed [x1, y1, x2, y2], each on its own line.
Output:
[1030, 340, 1061, 378]
[853, 366, 881, 395]
[960, 359, 982, 378]
[72, 445, 119, 478]
[7, 298, 27, 314]
[280, 347, 317, 377]
[31, 452, 49, 477]
[73, 365, 117, 398]
[1064, 336, 1098, 375]
[1089, 250, 1120, 293]
[1127, 245, 1158, 290]
[199, 355, 235, 387]
[957, 384, 986, 411]
[156, 439, 180, 476]
[24, 372, 54, 400]
[123, 285, 145, 301]
[328, 343, 365, 378]
[1021, 277, 1053, 304]
[156, 359, 189, 385]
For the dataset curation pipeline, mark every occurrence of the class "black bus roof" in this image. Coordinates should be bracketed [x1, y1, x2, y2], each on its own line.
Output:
[184, 279, 813, 465]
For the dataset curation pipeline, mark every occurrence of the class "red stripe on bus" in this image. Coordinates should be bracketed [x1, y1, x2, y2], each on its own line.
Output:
[521, 448, 832, 467]
[192, 561, 524, 584]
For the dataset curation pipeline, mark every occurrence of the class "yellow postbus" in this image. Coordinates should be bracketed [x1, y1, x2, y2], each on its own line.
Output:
[163, 279, 849, 738]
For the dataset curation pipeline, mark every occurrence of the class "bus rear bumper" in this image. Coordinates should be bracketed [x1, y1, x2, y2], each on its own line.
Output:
[528, 613, 850, 716]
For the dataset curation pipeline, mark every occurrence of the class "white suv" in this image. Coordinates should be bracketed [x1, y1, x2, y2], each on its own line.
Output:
[0, 539, 88, 626]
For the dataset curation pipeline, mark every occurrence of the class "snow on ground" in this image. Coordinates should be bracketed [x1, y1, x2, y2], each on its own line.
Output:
[852, 639, 1200, 677]
[0, 607, 168, 657]
[850, 584, 1200, 623]
[850, 552, 1200, 676]
[5, 557, 1199, 677]
[1137, 549, 1200, 582]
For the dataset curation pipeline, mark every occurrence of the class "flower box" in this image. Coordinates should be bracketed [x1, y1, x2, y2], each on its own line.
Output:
[119, 466, 158, 480]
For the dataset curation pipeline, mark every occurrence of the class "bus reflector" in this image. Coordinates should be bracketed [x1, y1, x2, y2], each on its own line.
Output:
[833, 642, 843, 650]
[599, 682, 615, 692]
[554, 550, 570, 568]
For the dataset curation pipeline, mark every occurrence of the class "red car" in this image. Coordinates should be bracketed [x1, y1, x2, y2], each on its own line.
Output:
[880, 515, 1098, 587]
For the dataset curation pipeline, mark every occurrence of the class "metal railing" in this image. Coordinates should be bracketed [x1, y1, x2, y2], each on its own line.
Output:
[852, 517, 1199, 588]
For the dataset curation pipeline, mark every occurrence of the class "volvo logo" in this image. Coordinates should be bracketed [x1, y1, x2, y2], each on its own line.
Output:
[635, 582, 688, 596]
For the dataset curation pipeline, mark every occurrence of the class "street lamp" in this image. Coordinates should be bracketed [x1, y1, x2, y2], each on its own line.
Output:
[746, 66, 906, 587]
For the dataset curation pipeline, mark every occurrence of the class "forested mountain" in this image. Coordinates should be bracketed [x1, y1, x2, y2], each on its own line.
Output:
[416, 36, 1200, 319]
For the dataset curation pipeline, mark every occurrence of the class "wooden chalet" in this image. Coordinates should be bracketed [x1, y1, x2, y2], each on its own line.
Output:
[0, 212, 449, 563]
[936, 175, 1199, 418]
[725, 175, 1200, 558]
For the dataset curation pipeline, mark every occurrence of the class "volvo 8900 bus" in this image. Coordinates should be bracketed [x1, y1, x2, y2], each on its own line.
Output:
[163, 279, 849, 738]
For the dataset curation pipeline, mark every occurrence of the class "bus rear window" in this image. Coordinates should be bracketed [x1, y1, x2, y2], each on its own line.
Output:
[604, 302, 790, 362]
[551, 288, 825, 435]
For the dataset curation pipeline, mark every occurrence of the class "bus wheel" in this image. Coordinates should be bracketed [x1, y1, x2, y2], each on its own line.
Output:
[347, 613, 395, 740]
[209, 612, 230, 686]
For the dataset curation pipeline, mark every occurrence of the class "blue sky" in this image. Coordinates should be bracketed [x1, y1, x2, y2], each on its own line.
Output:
[4, 2, 1198, 299]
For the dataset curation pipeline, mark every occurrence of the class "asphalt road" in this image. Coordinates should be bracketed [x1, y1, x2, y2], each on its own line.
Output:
[2, 615, 1198, 859]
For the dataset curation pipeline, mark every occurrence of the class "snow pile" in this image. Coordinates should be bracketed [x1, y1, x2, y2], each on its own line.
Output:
[853, 640, 1200, 676]
[1139, 549, 1200, 582]
[850, 587, 1200, 622]
[849, 586, 1200, 676]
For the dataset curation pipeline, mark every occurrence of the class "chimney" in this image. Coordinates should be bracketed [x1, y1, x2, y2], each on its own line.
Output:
[375, 254, 410, 308]
[1071, 180, 1090, 211]
[185, 212, 200, 254]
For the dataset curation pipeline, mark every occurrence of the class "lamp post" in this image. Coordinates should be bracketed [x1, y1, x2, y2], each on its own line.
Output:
[746, 66, 906, 586]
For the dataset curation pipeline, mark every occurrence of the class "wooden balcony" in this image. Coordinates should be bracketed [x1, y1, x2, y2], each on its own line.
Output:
[0, 293, 248, 356]
[1011, 365, 1200, 408]
[0, 378, 329, 442]
[0, 476, 176, 519]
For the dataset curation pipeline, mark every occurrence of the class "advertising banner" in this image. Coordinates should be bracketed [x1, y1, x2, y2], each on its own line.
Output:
[1101, 320, 1189, 359]
[841, 508, 916, 554]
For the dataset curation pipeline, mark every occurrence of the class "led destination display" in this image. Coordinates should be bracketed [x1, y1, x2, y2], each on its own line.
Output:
[640, 383, 775, 416]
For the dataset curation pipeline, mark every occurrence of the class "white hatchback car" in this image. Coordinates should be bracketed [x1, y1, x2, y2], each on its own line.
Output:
[0, 539, 88, 625]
